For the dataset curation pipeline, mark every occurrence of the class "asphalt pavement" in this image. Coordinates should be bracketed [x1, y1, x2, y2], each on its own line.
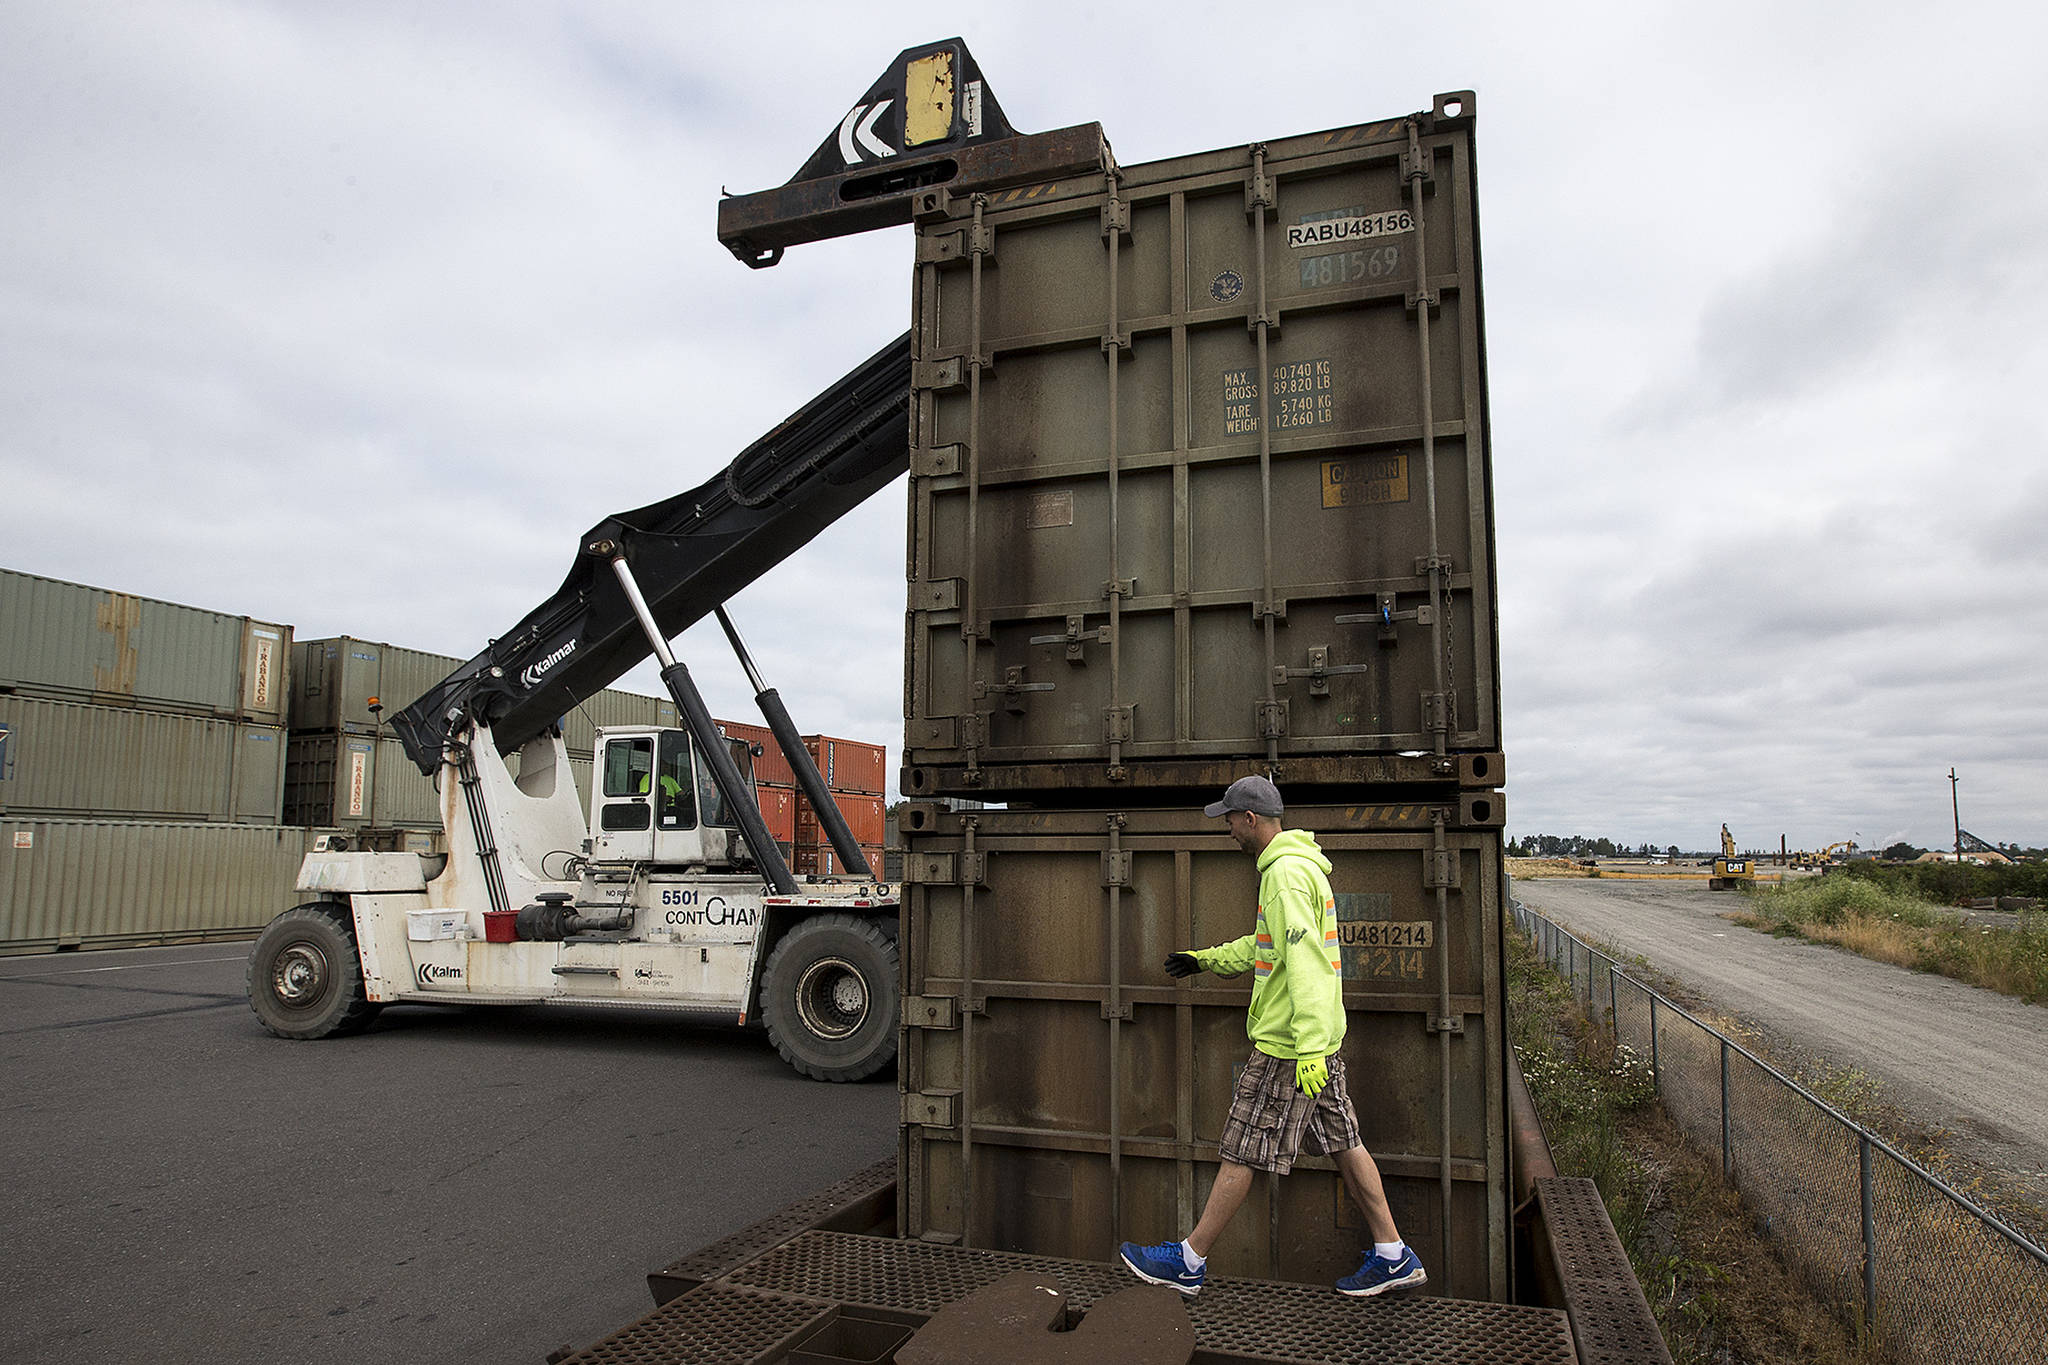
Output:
[1511, 877, 2048, 1211]
[0, 942, 899, 1365]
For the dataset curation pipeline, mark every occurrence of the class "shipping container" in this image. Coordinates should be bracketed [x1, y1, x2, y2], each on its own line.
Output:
[796, 791, 888, 848]
[288, 637, 460, 735]
[896, 799, 1507, 1301]
[902, 104, 1497, 790]
[717, 719, 800, 788]
[1, 817, 317, 954]
[802, 735, 888, 796]
[794, 843, 886, 879]
[755, 783, 798, 846]
[0, 695, 285, 824]
[558, 689, 677, 757]
[283, 732, 442, 829]
[0, 566, 291, 724]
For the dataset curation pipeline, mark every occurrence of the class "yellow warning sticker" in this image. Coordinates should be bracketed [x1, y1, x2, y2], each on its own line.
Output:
[1321, 454, 1410, 508]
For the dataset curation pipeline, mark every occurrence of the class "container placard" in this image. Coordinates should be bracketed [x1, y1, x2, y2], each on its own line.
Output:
[1221, 359, 1333, 436]
[1026, 490, 1074, 530]
[346, 748, 369, 818]
[1334, 892, 1428, 981]
[1320, 454, 1410, 509]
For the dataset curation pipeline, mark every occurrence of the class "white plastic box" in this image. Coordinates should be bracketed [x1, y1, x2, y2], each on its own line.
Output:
[406, 909, 472, 941]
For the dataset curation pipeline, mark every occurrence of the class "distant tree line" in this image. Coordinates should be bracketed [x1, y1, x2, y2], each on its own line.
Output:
[1507, 834, 1685, 859]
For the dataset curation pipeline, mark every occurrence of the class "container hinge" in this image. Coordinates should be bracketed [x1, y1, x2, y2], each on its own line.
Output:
[1422, 690, 1454, 735]
[1244, 145, 1275, 214]
[1252, 596, 1287, 622]
[1415, 554, 1454, 578]
[1400, 142, 1436, 193]
[1273, 646, 1368, 698]
[1258, 699, 1289, 740]
[1422, 848, 1462, 890]
[1103, 705, 1135, 744]
[967, 221, 996, 257]
[910, 445, 964, 478]
[913, 357, 966, 392]
[903, 1091, 960, 1128]
[903, 851, 989, 887]
[1101, 330, 1131, 357]
[1100, 198, 1130, 238]
[910, 578, 962, 611]
[916, 230, 967, 265]
[1029, 614, 1107, 665]
[1101, 999, 1134, 1022]
[1101, 851, 1132, 888]
[905, 995, 958, 1030]
[1103, 577, 1135, 601]
[976, 667, 1054, 714]
[1428, 1013, 1466, 1035]
[960, 712, 988, 753]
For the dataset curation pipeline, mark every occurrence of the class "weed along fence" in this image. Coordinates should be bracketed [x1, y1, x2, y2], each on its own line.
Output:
[1511, 900, 2048, 1364]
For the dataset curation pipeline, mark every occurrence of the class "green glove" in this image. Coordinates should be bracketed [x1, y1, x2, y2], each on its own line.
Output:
[1296, 1055, 1329, 1099]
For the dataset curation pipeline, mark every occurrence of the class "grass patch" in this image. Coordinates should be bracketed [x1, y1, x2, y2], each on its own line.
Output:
[1509, 929, 1871, 1363]
[1734, 877, 2048, 1004]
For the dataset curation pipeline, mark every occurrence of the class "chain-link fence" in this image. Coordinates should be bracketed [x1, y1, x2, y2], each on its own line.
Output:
[1512, 899, 2048, 1364]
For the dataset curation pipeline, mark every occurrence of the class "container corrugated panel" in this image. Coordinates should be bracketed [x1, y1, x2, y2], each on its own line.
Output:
[796, 792, 887, 847]
[0, 567, 292, 723]
[756, 783, 798, 845]
[801, 735, 887, 796]
[282, 733, 442, 829]
[288, 637, 463, 734]
[0, 817, 314, 953]
[902, 100, 1496, 789]
[897, 801, 1507, 1302]
[719, 719, 799, 788]
[0, 695, 285, 824]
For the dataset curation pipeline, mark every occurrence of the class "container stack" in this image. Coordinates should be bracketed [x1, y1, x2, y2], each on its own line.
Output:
[284, 636, 676, 832]
[893, 98, 1510, 1301]
[716, 721, 888, 876]
[0, 567, 307, 953]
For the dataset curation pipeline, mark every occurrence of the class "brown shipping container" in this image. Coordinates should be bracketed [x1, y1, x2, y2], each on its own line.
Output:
[902, 101, 1497, 786]
[1, 817, 315, 954]
[283, 733, 443, 829]
[0, 695, 285, 824]
[795, 791, 887, 848]
[803, 735, 887, 796]
[0, 566, 291, 724]
[896, 800, 1507, 1301]
[794, 843, 885, 879]
[718, 719, 800, 788]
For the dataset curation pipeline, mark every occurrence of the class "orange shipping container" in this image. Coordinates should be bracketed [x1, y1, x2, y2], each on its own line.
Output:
[801, 735, 886, 797]
[754, 783, 797, 844]
[718, 718, 800, 788]
[795, 792, 887, 848]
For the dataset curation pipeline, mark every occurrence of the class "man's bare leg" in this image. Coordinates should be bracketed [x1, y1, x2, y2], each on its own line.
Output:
[1186, 1161, 1254, 1257]
[1333, 1145, 1401, 1245]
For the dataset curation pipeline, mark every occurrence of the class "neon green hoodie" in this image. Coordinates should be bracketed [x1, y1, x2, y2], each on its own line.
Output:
[1192, 828, 1345, 1061]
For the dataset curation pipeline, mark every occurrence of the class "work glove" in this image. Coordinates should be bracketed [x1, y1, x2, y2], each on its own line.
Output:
[1296, 1055, 1329, 1099]
[1163, 952, 1202, 978]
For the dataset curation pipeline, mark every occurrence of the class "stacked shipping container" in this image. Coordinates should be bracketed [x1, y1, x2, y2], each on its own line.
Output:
[895, 98, 1510, 1300]
[0, 567, 305, 952]
[718, 720, 889, 877]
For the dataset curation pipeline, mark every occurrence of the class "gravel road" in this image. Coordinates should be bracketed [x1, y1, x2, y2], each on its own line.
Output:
[1511, 877, 2048, 1212]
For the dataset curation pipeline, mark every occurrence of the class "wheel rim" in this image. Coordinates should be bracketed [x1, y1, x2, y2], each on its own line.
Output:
[793, 955, 868, 1040]
[272, 939, 330, 1009]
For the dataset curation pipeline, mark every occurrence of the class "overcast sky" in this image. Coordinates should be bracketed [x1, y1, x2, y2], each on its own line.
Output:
[5, 2, 2043, 852]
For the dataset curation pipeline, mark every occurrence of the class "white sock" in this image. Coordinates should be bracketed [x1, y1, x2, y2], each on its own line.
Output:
[1374, 1241, 1404, 1261]
[1181, 1239, 1206, 1269]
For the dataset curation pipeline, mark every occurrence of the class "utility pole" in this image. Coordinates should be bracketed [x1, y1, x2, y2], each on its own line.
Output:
[1949, 768, 1961, 862]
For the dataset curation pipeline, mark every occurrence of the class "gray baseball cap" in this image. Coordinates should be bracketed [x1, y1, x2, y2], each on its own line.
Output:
[1204, 774, 1283, 818]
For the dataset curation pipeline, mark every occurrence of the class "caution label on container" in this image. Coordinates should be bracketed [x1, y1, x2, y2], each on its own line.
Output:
[1321, 454, 1409, 509]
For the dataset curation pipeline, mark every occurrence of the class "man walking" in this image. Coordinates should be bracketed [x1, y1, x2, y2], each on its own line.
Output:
[1118, 775, 1427, 1298]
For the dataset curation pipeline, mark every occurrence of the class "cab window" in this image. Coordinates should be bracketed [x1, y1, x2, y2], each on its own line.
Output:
[602, 737, 653, 797]
[655, 730, 697, 829]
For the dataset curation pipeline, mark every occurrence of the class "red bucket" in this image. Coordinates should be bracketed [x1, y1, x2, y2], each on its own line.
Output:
[483, 909, 518, 944]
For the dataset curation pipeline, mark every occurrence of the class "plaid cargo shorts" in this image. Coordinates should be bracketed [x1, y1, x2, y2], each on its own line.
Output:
[1218, 1050, 1363, 1175]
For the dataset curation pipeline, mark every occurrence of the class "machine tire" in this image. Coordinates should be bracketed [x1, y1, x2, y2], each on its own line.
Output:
[247, 902, 382, 1040]
[760, 913, 899, 1082]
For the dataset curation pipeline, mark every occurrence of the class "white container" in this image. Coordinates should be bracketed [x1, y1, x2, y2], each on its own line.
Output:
[406, 909, 472, 941]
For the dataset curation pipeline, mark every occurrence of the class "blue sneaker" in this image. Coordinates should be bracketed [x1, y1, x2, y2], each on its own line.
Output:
[1118, 1239, 1205, 1296]
[1337, 1246, 1428, 1297]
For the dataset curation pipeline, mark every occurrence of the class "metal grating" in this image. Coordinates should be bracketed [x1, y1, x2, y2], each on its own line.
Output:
[653, 1158, 895, 1296]
[1538, 1178, 1672, 1364]
[554, 1282, 829, 1365]
[725, 1233, 1574, 1365]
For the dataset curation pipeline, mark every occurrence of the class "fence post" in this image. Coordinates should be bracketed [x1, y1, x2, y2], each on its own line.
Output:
[1649, 995, 1659, 1094]
[1720, 1038, 1732, 1180]
[1608, 961, 1619, 1031]
[1860, 1135, 1877, 1333]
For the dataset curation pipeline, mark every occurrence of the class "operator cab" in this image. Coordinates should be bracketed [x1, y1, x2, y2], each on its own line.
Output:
[590, 726, 759, 869]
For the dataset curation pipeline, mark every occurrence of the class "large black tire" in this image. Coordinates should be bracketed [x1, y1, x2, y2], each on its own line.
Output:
[760, 913, 899, 1082]
[247, 902, 382, 1040]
